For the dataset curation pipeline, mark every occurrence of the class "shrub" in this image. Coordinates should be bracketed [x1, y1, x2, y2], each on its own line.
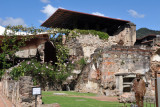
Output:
[10, 59, 73, 89]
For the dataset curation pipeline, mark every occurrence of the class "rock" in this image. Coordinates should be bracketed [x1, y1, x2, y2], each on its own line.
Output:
[104, 90, 117, 96]
[144, 89, 155, 102]
[119, 92, 135, 103]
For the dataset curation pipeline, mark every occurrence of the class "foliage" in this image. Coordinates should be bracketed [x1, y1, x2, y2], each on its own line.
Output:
[73, 29, 109, 40]
[121, 60, 125, 65]
[137, 28, 160, 39]
[78, 57, 86, 67]
[48, 28, 109, 40]
[49, 33, 74, 85]
[10, 59, 50, 81]
[73, 57, 87, 70]
[1, 25, 108, 87]
[0, 25, 44, 79]
[10, 59, 73, 88]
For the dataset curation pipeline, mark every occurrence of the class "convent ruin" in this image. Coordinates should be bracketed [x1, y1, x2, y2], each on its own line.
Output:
[0, 8, 154, 96]
[40, 8, 152, 95]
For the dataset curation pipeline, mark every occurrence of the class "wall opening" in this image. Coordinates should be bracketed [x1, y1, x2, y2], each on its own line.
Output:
[123, 77, 134, 83]
[123, 87, 131, 92]
[44, 41, 57, 64]
[123, 77, 135, 92]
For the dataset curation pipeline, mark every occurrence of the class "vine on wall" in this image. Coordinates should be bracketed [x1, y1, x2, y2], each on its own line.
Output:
[0, 26, 109, 89]
[0, 25, 42, 79]
[48, 28, 109, 40]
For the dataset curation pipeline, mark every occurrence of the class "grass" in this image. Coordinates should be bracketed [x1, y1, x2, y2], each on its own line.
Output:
[42, 91, 126, 107]
[42, 91, 155, 107]
[42, 96, 125, 107]
[42, 91, 97, 96]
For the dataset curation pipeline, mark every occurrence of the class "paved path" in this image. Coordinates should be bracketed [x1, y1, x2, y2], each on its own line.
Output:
[0, 82, 13, 107]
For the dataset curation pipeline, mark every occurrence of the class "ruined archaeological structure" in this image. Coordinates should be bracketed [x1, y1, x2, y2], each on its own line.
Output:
[40, 8, 153, 95]
[1, 8, 154, 96]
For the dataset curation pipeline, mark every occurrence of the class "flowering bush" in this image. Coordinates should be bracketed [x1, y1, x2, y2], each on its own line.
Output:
[0, 25, 44, 79]
[10, 59, 73, 88]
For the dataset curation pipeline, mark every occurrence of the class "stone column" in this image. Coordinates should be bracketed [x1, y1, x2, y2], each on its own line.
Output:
[119, 76, 123, 94]
[116, 76, 119, 89]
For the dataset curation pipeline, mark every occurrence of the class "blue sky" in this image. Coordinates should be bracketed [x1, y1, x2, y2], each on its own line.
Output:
[0, 0, 159, 30]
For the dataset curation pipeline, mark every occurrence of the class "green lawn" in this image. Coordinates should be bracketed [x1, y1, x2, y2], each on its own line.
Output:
[42, 91, 155, 107]
[42, 96, 125, 107]
[42, 91, 97, 96]
[42, 91, 126, 107]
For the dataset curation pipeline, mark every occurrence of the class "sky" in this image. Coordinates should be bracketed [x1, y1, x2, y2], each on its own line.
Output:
[0, 0, 160, 30]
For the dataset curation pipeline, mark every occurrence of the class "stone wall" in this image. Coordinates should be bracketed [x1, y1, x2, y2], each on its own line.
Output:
[66, 34, 109, 60]
[66, 23, 136, 63]
[108, 23, 136, 46]
[75, 46, 152, 96]
[15, 34, 49, 59]
[2, 75, 42, 107]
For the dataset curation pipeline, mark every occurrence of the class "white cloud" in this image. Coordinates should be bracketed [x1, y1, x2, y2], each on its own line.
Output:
[41, 4, 57, 17]
[40, 0, 50, 3]
[92, 12, 104, 16]
[128, 9, 145, 18]
[0, 17, 26, 26]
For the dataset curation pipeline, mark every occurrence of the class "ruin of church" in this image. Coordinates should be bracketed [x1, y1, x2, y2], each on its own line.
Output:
[40, 8, 153, 95]
[0, 8, 153, 95]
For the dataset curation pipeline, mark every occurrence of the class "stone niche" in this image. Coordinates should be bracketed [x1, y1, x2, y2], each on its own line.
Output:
[115, 73, 146, 94]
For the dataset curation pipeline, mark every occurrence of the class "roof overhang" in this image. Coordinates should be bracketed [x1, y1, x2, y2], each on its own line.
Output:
[41, 8, 131, 35]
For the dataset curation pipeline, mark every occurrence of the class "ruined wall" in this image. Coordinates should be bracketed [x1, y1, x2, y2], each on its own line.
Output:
[101, 46, 150, 76]
[15, 23, 136, 62]
[2, 75, 42, 107]
[66, 34, 109, 60]
[65, 34, 109, 89]
[15, 37, 56, 64]
[108, 23, 136, 46]
[14, 34, 49, 61]
[75, 46, 151, 96]
[15, 37, 48, 58]
[75, 62, 101, 93]
[67, 23, 136, 60]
